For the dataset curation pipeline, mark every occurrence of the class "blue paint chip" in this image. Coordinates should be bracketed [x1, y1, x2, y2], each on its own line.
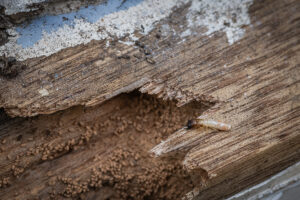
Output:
[16, 0, 144, 48]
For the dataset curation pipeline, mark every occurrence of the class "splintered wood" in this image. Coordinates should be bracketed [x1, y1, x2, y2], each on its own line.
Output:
[150, 116, 231, 157]
[0, 0, 299, 199]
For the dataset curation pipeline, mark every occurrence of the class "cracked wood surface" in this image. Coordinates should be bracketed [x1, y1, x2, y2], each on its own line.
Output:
[0, 0, 299, 199]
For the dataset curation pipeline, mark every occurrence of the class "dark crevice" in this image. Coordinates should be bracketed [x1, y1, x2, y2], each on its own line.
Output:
[0, 108, 11, 124]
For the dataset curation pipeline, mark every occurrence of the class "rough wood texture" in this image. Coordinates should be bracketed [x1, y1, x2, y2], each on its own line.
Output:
[0, 0, 299, 199]
[0, 92, 211, 199]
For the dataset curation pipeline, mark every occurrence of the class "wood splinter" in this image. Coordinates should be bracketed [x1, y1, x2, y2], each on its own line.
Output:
[187, 118, 231, 131]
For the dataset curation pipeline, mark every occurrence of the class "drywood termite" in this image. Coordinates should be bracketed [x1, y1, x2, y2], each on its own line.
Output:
[186, 118, 231, 131]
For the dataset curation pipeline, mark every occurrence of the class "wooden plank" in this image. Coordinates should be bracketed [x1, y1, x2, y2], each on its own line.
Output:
[0, 0, 254, 117]
[0, 0, 299, 199]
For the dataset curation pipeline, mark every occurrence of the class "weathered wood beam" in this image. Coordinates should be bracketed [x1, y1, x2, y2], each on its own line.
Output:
[0, 0, 299, 199]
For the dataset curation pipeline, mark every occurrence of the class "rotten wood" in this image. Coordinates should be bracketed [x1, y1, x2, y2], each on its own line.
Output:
[0, 0, 299, 199]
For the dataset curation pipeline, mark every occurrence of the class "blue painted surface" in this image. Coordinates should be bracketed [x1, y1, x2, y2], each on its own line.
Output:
[16, 0, 144, 48]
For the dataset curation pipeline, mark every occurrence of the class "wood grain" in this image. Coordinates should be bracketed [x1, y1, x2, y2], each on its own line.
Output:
[0, 0, 299, 199]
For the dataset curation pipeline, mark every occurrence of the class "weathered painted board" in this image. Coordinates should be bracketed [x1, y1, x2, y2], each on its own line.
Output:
[0, 0, 299, 199]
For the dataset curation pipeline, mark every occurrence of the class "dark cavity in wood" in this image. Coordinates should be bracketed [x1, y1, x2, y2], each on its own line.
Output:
[0, 56, 26, 79]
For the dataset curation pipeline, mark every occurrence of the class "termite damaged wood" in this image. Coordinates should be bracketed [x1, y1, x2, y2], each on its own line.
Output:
[0, 0, 299, 199]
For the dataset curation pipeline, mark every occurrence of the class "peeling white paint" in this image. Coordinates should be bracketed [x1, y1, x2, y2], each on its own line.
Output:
[105, 40, 110, 48]
[0, 0, 253, 61]
[186, 0, 253, 44]
[180, 29, 192, 38]
[0, 0, 46, 15]
[118, 40, 135, 46]
[1, 0, 185, 60]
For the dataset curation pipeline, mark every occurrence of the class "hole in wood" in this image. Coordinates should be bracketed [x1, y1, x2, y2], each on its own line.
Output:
[0, 90, 213, 199]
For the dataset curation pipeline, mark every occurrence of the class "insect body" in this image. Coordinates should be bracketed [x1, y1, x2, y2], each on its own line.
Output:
[186, 118, 231, 131]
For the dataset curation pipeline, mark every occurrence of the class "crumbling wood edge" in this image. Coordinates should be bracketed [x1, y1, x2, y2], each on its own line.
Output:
[0, 0, 299, 199]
